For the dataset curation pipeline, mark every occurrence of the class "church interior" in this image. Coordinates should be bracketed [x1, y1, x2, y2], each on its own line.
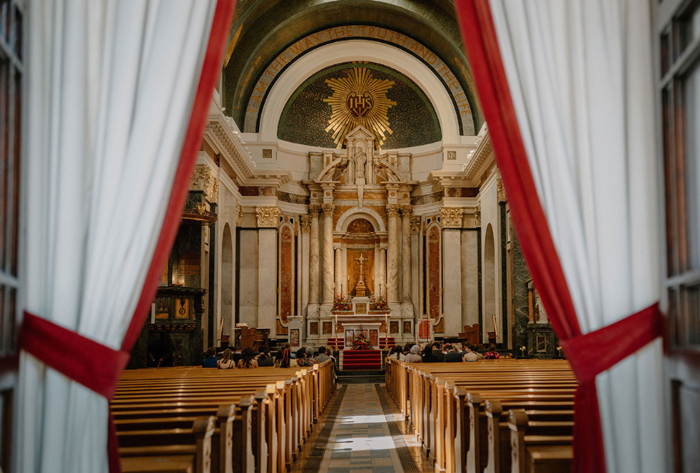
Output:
[0, 0, 697, 473]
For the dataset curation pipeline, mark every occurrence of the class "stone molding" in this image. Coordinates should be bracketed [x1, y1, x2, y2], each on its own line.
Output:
[464, 123, 493, 181]
[191, 165, 219, 203]
[204, 115, 255, 183]
[300, 215, 311, 233]
[410, 216, 422, 234]
[386, 204, 401, 218]
[255, 206, 281, 228]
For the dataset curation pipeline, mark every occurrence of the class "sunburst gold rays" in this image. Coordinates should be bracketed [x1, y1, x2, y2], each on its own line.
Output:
[323, 67, 397, 148]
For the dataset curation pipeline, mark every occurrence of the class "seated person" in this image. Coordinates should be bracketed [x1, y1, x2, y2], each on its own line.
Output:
[432, 342, 444, 362]
[463, 345, 479, 362]
[237, 347, 259, 369]
[389, 346, 405, 361]
[316, 346, 330, 363]
[443, 345, 463, 362]
[422, 344, 436, 363]
[202, 347, 218, 368]
[484, 343, 500, 359]
[217, 348, 235, 369]
[256, 345, 275, 367]
[404, 345, 423, 363]
[305, 346, 317, 364]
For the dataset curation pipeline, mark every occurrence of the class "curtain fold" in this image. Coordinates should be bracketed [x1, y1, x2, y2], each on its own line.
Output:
[17, 1, 226, 471]
[455, 1, 664, 472]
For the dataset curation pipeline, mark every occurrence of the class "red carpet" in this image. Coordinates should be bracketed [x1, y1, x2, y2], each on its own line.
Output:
[327, 337, 395, 351]
[342, 350, 382, 370]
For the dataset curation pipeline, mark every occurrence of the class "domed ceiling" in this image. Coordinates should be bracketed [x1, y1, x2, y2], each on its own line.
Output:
[222, 0, 483, 138]
[278, 62, 441, 149]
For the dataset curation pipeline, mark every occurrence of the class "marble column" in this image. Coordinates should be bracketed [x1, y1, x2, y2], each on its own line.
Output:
[379, 247, 387, 298]
[401, 206, 412, 303]
[322, 204, 335, 305]
[334, 244, 342, 296]
[386, 204, 400, 304]
[308, 206, 321, 308]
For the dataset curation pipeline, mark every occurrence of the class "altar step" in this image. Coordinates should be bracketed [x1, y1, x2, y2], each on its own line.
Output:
[327, 337, 396, 351]
[341, 350, 382, 371]
[337, 370, 386, 384]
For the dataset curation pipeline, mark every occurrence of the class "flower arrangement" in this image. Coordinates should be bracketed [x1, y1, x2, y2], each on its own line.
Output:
[371, 295, 389, 311]
[332, 290, 352, 312]
[353, 331, 373, 350]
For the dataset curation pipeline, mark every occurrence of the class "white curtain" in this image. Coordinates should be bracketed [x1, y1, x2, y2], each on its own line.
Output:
[17, 1, 217, 472]
[487, 1, 663, 472]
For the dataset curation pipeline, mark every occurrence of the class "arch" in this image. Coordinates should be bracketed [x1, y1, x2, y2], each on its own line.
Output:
[259, 40, 461, 144]
[483, 223, 496, 341]
[221, 224, 234, 341]
[335, 207, 387, 233]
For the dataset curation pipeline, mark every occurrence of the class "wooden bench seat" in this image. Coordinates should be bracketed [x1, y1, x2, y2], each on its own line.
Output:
[121, 454, 195, 473]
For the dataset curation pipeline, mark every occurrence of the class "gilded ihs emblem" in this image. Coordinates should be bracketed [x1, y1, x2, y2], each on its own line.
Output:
[324, 67, 397, 148]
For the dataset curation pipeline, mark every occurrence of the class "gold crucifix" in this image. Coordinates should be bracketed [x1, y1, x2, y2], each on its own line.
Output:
[356, 253, 367, 283]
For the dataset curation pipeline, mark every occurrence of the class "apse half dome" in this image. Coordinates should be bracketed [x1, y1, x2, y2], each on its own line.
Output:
[278, 62, 442, 149]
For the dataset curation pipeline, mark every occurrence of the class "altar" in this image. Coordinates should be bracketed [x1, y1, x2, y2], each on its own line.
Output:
[342, 322, 381, 349]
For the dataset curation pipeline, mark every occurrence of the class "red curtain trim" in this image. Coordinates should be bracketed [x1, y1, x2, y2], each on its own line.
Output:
[453, 1, 663, 473]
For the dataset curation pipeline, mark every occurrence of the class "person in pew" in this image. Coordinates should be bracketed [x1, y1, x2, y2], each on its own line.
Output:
[422, 344, 437, 363]
[432, 342, 445, 362]
[316, 346, 330, 363]
[231, 346, 243, 366]
[404, 342, 413, 355]
[277, 343, 292, 368]
[306, 346, 317, 364]
[484, 343, 500, 359]
[202, 347, 218, 368]
[444, 345, 464, 362]
[237, 347, 259, 369]
[217, 348, 236, 369]
[389, 346, 405, 361]
[463, 344, 480, 362]
[404, 345, 423, 363]
[296, 347, 312, 367]
[256, 345, 275, 367]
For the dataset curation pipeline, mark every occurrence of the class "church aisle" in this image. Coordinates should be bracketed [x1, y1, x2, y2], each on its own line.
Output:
[295, 384, 430, 473]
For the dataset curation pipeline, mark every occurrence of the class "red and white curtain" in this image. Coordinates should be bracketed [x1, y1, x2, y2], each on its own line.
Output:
[16, 1, 234, 472]
[455, 1, 664, 473]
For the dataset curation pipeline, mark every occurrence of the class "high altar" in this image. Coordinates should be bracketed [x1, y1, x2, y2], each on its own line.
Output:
[303, 126, 418, 346]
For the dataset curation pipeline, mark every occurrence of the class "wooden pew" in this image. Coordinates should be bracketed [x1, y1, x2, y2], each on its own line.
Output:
[508, 410, 573, 473]
[118, 416, 215, 473]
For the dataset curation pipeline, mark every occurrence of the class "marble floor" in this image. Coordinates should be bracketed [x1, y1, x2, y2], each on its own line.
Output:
[292, 384, 432, 473]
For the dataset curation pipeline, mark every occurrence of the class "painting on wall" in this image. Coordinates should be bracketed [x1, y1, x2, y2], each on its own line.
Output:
[290, 329, 300, 347]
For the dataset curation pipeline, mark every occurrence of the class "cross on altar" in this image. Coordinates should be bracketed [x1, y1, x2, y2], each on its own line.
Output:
[356, 253, 367, 283]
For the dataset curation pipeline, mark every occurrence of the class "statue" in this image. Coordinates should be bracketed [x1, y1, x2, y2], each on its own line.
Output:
[355, 149, 366, 180]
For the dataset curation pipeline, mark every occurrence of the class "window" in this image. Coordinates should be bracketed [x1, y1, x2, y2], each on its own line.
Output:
[0, 0, 22, 357]
[659, 0, 700, 351]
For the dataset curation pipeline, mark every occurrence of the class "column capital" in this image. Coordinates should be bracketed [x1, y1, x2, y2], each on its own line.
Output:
[386, 204, 401, 218]
[334, 243, 342, 251]
[474, 202, 481, 226]
[255, 206, 281, 228]
[400, 205, 413, 218]
[322, 203, 336, 216]
[440, 207, 465, 228]
[236, 203, 243, 227]
[410, 215, 422, 234]
[309, 205, 322, 219]
[300, 215, 311, 233]
[497, 178, 506, 203]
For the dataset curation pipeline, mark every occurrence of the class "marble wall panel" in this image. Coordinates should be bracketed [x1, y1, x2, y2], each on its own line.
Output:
[442, 229, 462, 336]
[280, 225, 293, 322]
[239, 230, 259, 326]
[461, 230, 480, 327]
[258, 229, 278, 332]
[428, 226, 441, 321]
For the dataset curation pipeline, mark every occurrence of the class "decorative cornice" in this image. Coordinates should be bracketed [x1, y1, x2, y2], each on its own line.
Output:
[204, 114, 255, 184]
[300, 215, 311, 233]
[410, 216, 422, 234]
[439, 207, 465, 228]
[255, 206, 281, 228]
[463, 122, 493, 182]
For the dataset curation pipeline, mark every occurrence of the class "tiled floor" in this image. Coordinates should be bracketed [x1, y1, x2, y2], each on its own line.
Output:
[294, 384, 432, 473]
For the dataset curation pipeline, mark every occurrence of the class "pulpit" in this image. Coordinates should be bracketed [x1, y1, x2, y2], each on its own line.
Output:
[459, 323, 480, 346]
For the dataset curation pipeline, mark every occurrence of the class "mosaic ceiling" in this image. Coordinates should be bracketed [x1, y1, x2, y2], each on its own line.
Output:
[278, 63, 441, 149]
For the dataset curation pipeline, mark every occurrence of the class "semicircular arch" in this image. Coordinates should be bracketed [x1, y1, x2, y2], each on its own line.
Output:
[336, 207, 387, 233]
